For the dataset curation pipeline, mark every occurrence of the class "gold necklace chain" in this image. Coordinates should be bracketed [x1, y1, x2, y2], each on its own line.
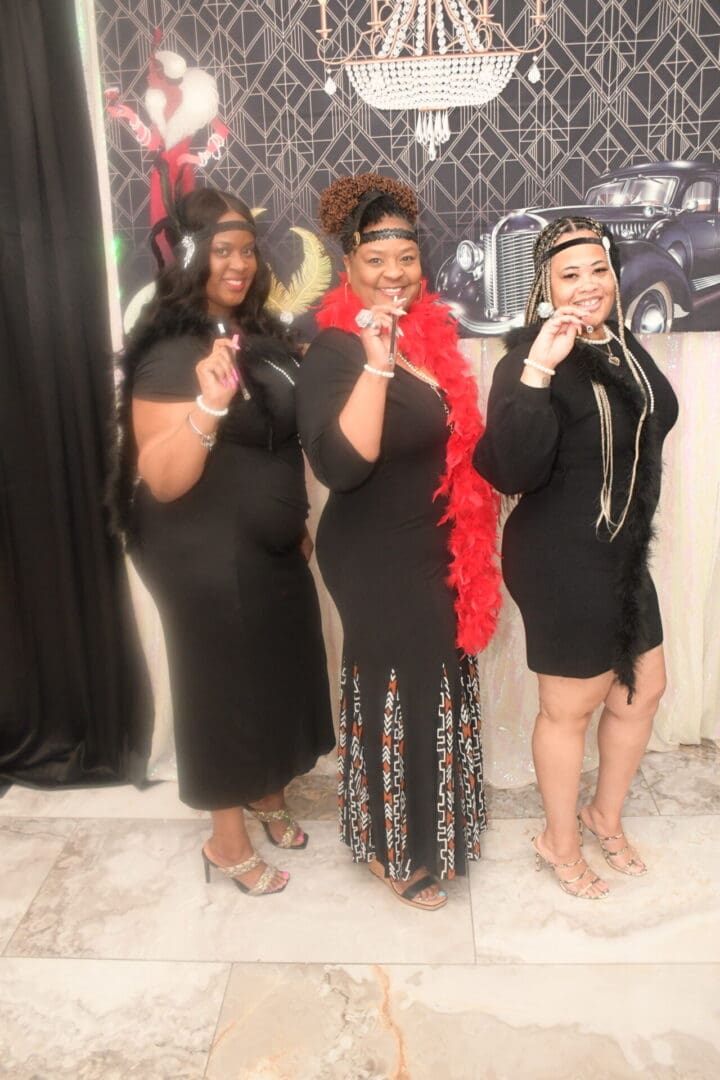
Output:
[397, 355, 450, 421]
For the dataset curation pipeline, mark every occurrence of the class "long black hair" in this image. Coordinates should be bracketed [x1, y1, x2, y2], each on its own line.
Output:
[110, 187, 290, 538]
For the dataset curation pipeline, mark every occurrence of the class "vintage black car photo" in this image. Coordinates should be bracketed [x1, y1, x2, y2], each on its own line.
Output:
[436, 160, 720, 335]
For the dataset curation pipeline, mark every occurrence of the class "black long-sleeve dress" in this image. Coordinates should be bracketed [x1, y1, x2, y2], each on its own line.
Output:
[297, 328, 487, 882]
[473, 327, 678, 692]
[127, 316, 334, 809]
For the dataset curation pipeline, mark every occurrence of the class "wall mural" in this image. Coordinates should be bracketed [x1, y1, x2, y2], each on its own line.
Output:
[95, 0, 720, 338]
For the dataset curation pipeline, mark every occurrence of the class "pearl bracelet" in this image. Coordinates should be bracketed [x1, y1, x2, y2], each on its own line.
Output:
[186, 413, 217, 450]
[195, 393, 229, 417]
[523, 358, 555, 377]
[363, 363, 394, 379]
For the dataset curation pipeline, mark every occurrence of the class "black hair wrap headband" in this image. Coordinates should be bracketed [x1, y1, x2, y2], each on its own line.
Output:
[178, 218, 256, 269]
[539, 233, 609, 264]
[346, 188, 417, 250]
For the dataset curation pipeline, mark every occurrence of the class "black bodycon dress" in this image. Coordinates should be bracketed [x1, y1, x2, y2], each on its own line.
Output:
[473, 328, 678, 689]
[129, 327, 334, 809]
[297, 328, 487, 881]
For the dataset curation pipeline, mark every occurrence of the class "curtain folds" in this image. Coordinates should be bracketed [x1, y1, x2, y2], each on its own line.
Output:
[0, 0, 151, 787]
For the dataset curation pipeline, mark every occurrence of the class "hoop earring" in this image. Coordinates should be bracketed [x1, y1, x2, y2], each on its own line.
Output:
[344, 279, 349, 303]
[419, 280, 424, 302]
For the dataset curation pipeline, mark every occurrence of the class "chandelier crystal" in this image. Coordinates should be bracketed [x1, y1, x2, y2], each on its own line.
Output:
[317, 1, 547, 159]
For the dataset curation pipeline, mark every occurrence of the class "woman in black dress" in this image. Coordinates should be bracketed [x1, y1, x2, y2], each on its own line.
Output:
[297, 174, 500, 910]
[116, 187, 334, 896]
[473, 217, 678, 898]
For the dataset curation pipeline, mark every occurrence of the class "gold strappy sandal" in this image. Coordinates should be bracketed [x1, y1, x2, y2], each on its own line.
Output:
[577, 812, 647, 876]
[201, 848, 289, 895]
[243, 806, 308, 849]
[531, 836, 609, 899]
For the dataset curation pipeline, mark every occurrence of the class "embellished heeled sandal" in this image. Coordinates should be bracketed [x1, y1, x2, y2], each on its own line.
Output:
[202, 848, 289, 895]
[368, 859, 448, 911]
[243, 806, 308, 849]
[531, 836, 609, 899]
[577, 812, 647, 876]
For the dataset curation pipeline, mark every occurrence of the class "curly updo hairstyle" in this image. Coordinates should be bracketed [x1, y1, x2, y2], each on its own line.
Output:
[319, 173, 418, 254]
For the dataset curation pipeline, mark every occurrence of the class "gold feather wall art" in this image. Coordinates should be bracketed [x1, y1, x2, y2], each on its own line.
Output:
[251, 210, 332, 325]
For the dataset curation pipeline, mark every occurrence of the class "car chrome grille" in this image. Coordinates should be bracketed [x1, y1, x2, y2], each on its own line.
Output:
[486, 230, 538, 317]
[605, 221, 649, 240]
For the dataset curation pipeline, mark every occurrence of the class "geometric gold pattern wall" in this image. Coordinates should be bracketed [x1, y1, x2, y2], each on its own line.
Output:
[97, 0, 720, 276]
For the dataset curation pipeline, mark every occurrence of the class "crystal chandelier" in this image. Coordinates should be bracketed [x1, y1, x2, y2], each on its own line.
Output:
[317, 1, 547, 159]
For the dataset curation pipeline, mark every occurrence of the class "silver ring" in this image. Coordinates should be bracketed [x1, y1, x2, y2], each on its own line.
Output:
[355, 308, 375, 330]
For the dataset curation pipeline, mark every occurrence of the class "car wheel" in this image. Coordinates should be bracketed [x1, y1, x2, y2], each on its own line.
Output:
[625, 282, 673, 334]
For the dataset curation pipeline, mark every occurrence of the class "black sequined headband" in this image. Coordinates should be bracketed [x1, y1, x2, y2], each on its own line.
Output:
[352, 226, 418, 248]
[539, 234, 609, 264]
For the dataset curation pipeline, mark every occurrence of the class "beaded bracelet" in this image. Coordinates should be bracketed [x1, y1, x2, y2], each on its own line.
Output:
[186, 413, 217, 451]
[523, 358, 555, 377]
[363, 363, 394, 379]
[196, 393, 229, 417]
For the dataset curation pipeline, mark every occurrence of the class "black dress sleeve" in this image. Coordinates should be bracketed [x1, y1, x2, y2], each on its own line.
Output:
[296, 328, 379, 492]
[472, 345, 561, 495]
[132, 336, 206, 402]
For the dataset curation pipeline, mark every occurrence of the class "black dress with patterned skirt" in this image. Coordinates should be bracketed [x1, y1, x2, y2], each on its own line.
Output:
[297, 328, 486, 881]
[129, 325, 334, 810]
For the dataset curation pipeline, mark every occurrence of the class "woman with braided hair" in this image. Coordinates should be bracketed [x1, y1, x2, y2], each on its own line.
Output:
[297, 174, 501, 910]
[117, 187, 333, 896]
[473, 216, 678, 898]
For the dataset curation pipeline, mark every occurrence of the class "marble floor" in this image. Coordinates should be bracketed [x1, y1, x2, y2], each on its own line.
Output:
[0, 744, 718, 1080]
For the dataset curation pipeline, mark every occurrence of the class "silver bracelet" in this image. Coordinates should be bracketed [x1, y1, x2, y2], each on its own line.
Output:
[186, 413, 217, 450]
[363, 363, 394, 379]
[523, 358, 555, 377]
[195, 393, 229, 417]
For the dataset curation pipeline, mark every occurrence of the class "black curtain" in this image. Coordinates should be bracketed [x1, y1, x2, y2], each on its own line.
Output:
[0, 0, 151, 786]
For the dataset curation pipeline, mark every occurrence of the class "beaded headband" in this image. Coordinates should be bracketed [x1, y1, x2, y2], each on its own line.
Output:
[539, 233, 610, 264]
[352, 226, 418, 249]
[179, 218, 256, 269]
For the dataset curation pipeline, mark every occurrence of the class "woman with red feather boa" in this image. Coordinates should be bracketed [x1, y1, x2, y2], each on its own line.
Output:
[297, 174, 501, 910]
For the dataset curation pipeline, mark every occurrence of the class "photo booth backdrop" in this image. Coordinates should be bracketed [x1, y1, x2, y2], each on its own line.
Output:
[86, 0, 720, 784]
[96, 0, 720, 335]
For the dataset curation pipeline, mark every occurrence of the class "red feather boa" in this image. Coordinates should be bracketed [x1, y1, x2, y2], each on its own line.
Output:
[316, 277, 502, 653]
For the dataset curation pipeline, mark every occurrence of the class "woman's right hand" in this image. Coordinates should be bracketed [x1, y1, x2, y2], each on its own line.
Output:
[357, 301, 406, 370]
[195, 338, 240, 410]
[527, 306, 589, 372]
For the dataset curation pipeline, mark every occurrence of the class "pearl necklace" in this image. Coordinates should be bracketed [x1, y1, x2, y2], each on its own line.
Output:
[587, 328, 654, 540]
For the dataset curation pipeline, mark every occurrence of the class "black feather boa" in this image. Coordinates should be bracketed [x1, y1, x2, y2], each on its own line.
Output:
[504, 324, 662, 700]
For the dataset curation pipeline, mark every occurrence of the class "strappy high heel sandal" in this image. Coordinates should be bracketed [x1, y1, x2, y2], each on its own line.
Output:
[531, 836, 609, 899]
[243, 806, 308, 849]
[577, 812, 647, 876]
[368, 859, 448, 911]
[202, 848, 289, 895]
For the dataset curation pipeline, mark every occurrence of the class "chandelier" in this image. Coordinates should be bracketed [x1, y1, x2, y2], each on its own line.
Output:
[317, 1, 547, 159]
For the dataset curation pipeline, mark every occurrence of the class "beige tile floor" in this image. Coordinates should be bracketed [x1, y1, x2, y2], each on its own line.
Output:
[0, 744, 718, 1079]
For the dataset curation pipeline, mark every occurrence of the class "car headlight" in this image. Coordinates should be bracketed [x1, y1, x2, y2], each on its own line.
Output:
[457, 240, 483, 273]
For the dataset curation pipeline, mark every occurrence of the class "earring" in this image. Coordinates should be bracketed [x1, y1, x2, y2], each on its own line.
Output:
[537, 300, 554, 319]
[344, 279, 349, 303]
[419, 280, 424, 302]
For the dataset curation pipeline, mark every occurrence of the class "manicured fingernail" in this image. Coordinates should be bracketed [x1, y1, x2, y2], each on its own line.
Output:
[231, 333, 240, 350]
[439, 890, 447, 897]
